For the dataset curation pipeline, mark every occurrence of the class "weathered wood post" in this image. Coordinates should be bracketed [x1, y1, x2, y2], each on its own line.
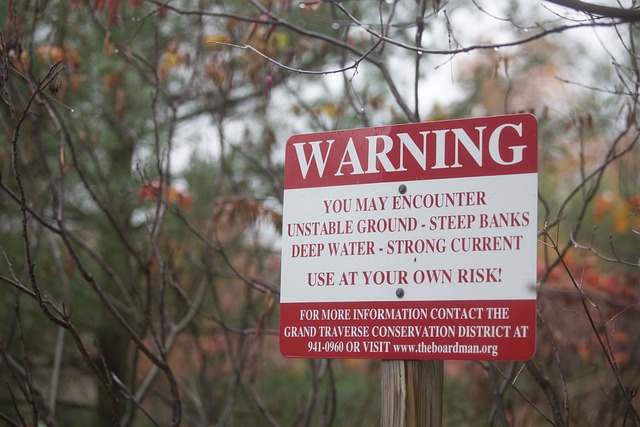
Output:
[381, 360, 443, 427]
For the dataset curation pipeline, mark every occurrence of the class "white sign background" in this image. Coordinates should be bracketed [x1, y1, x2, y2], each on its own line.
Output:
[281, 173, 537, 303]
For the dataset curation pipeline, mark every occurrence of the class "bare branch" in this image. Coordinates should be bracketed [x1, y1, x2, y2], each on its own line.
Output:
[545, 0, 640, 21]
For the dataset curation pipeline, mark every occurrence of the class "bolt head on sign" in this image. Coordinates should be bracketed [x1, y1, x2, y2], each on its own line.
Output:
[279, 114, 538, 360]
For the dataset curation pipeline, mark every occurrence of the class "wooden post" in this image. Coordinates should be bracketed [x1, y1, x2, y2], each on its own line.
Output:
[381, 360, 443, 427]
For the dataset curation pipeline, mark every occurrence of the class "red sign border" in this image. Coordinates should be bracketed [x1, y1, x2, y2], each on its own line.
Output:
[280, 114, 538, 360]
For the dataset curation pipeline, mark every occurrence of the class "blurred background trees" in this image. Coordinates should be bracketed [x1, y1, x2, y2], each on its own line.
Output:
[0, 0, 638, 426]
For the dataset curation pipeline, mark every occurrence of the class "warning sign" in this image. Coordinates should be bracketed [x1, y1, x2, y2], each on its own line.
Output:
[279, 114, 538, 360]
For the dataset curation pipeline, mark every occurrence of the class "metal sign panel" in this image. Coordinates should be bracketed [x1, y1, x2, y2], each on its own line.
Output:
[279, 114, 537, 360]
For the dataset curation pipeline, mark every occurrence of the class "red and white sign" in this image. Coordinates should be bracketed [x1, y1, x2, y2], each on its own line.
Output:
[279, 114, 537, 360]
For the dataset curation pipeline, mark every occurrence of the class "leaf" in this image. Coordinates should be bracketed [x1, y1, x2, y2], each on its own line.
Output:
[137, 181, 192, 210]
[16, 49, 30, 71]
[322, 103, 337, 118]
[213, 196, 281, 232]
[613, 207, 629, 233]
[614, 351, 631, 366]
[50, 45, 64, 63]
[59, 145, 69, 174]
[612, 331, 631, 344]
[245, 13, 269, 44]
[592, 190, 615, 222]
[167, 187, 192, 210]
[106, 0, 119, 26]
[63, 42, 81, 69]
[114, 88, 126, 119]
[103, 31, 114, 54]
[103, 71, 122, 90]
[158, 42, 187, 81]
[263, 126, 276, 161]
[70, 73, 87, 92]
[158, 6, 169, 20]
[203, 33, 230, 48]
[177, 193, 192, 210]
[264, 74, 272, 100]
[205, 58, 231, 88]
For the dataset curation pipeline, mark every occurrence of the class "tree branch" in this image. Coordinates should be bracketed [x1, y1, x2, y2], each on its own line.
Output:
[545, 0, 640, 21]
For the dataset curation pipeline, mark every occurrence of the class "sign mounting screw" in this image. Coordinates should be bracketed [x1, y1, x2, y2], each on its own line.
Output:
[398, 184, 407, 194]
[396, 288, 405, 298]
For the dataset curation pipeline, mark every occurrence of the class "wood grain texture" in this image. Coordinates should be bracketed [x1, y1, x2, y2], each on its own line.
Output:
[381, 360, 443, 427]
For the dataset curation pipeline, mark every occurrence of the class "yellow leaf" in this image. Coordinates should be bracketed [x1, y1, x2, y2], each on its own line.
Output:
[270, 32, 289, 50]
[265, 292, 275, 310]
[59, 145, 69, 174]
[322, 103, 337, 118]
[159, 48, 184, 81]
[163, 52, 182, 68]
[19, 50, 30, 71]
[203, 33, 230, 47]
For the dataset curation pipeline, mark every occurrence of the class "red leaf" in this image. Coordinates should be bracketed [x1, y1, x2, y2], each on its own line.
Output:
[158, 6, 169, 20]
[106, 0, 119, 26]
[137, 181, 192, 210]
[264, 75, 272, 100]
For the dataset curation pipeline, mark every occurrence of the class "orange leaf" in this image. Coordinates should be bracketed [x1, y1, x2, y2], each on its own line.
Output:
[103, 72, 122, 90]
[137, 181, 192, 210]
[613, 331, 631, 344]
[177, 193, 192, 210]
[613, 207, 629, 233]
[592, 191, 615, 222]
[614, 351, 631, 366]
[62, 42, 81, 69]
[114, 88, 126, 119]
[103, 31, 114, 55]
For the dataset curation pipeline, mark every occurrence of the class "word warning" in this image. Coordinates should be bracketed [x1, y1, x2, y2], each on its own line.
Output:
[280, 114, 538, 360]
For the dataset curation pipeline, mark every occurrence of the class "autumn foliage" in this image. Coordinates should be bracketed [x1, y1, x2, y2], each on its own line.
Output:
[1, 1, 639, 426]
[138, 180, 193, 210]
